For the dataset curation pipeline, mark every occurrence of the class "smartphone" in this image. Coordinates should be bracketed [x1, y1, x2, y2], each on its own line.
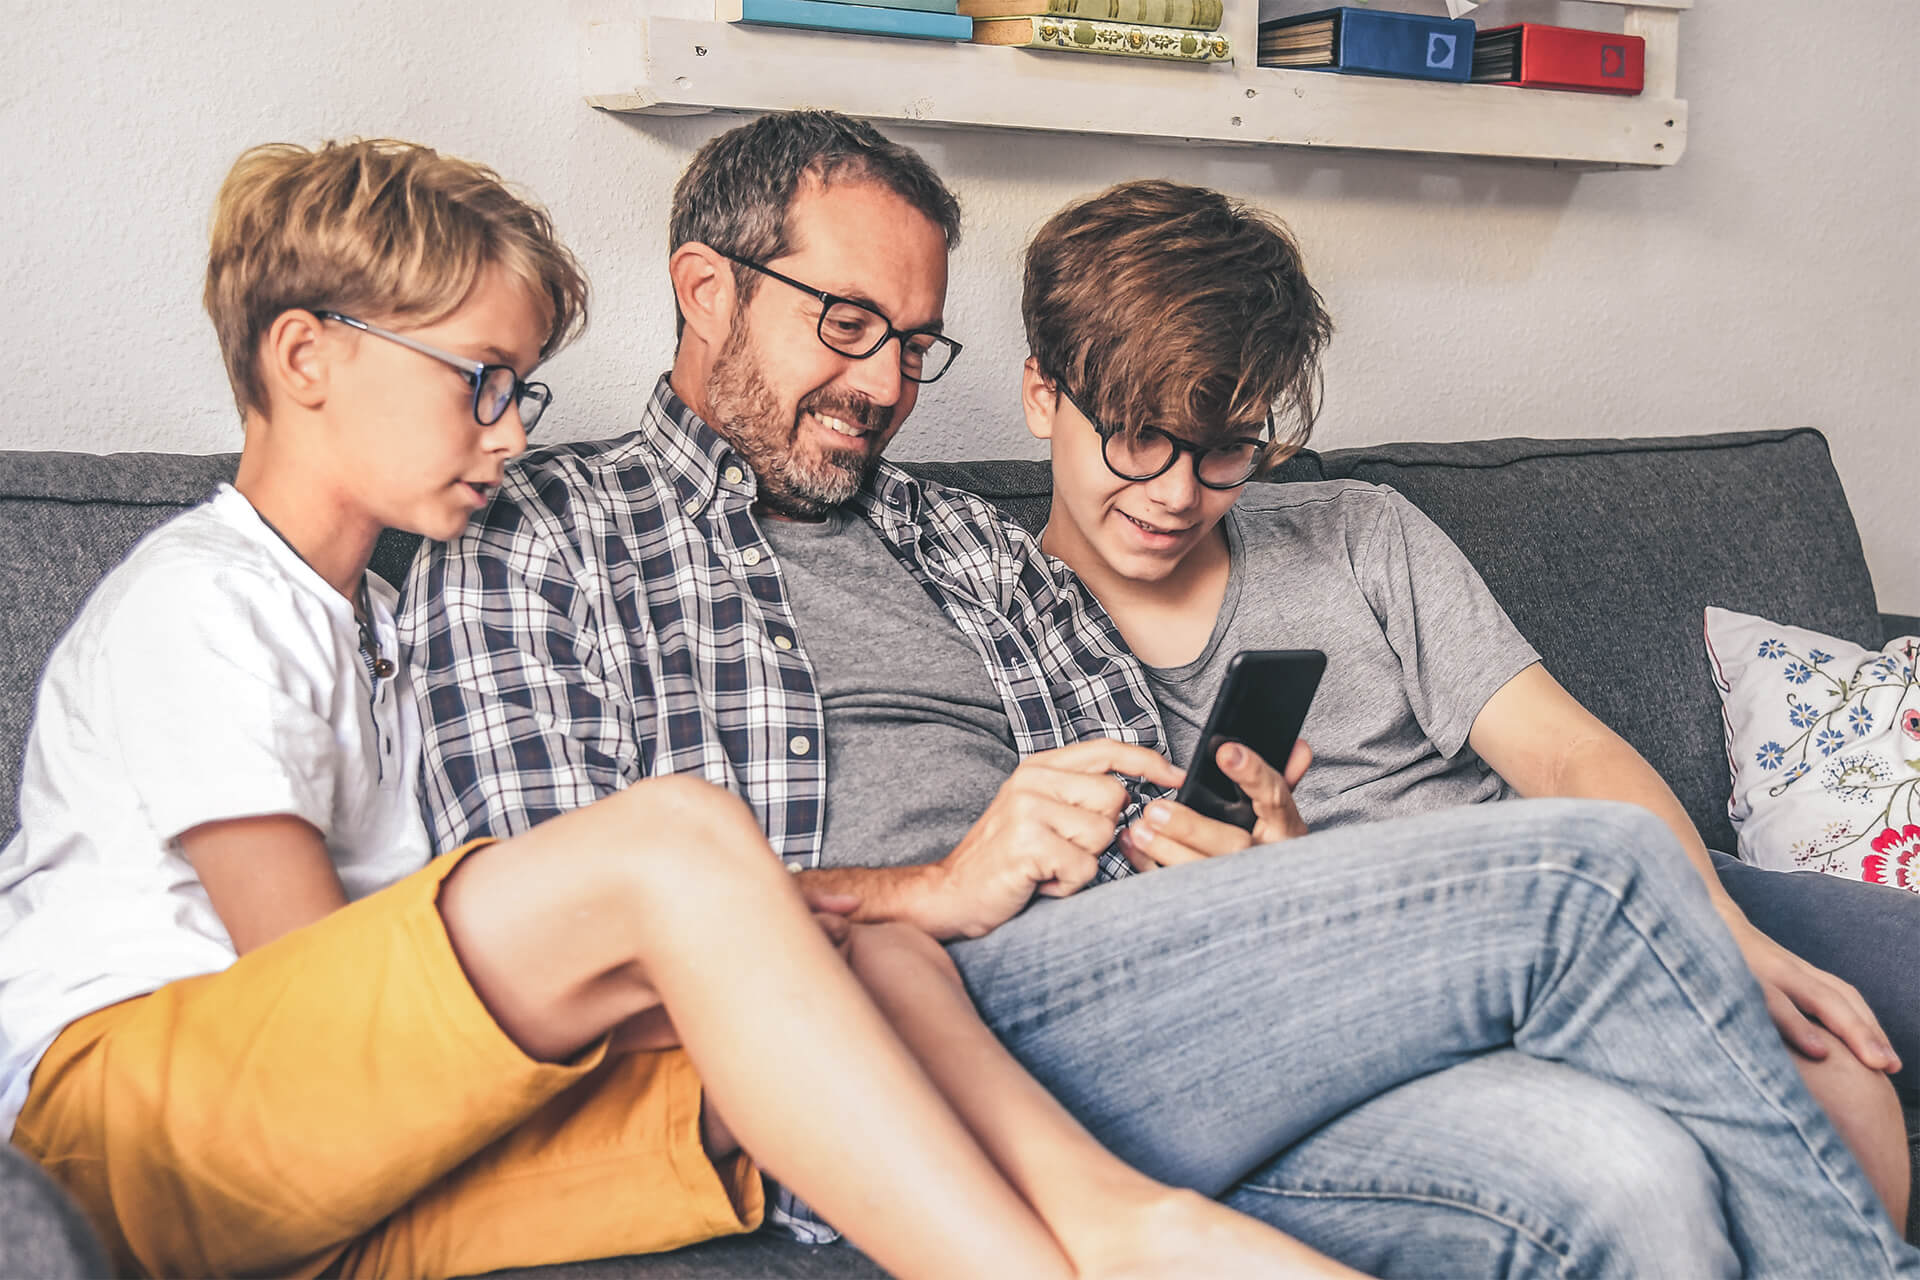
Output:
[1173, 649, 1326, 830]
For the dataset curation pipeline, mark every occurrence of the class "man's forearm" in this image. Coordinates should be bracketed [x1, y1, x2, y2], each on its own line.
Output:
[796, 863, 959, 938]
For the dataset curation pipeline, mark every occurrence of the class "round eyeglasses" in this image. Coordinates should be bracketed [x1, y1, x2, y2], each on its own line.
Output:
[1055, 381, 1270, 490]
[716, 250, 962, 384]
[314, 311, 553, 434]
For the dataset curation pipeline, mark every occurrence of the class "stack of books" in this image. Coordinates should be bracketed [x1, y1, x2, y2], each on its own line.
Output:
[1258, 6, 1473, 81]
[719, 0, 973, 42]
[963, 0, 1231, 65]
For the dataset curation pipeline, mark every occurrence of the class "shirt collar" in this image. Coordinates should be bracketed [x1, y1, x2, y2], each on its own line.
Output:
[643, 374, 751, 517]
[645, 372, 929, 531]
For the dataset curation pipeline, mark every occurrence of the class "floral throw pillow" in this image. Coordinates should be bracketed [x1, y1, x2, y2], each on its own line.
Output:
[1705, 606, 1920, 889]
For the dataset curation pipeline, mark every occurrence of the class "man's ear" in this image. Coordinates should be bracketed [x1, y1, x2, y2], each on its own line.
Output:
[260, 309, 331, 412]
[1021, 357, 1058, 443]
[670, 243, 737, 350]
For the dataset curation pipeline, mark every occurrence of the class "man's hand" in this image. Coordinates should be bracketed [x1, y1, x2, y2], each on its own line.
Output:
[1725, 910, 1901, 1073]
[928, 740, 1182, 939]
[1122, 740, 1312, 872]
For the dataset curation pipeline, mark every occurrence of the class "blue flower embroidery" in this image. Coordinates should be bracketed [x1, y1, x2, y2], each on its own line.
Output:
[1756, 741, 1785, 769]
[1784, 762, 1810, 782]
[1849, 705, 1874, 736]
[1809, 649, 1834, 665]
[1817, 727, 1846, 756]
[1789, 703, 1819, 728]
[1783, 661, 1814, 685]
[1757, 639, 1787, 659]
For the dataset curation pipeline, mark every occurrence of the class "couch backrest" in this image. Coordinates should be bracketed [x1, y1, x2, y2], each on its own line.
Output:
[0, 452, 420, 844]
[0, 432, 1883, 857]
[1313, 431, 1883, 854]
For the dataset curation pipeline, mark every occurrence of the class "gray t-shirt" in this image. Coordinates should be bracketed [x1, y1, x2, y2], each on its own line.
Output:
[760, 509, 1017, 869]
[1147, 481, 1539, 833]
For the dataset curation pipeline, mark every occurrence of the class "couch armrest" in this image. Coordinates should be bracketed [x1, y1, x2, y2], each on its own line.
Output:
[0, 1144, 109, 1278]
[1885, 613, 1920, 645]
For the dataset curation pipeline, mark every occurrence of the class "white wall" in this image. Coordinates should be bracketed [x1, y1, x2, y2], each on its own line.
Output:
[4, 0, 1915, 609]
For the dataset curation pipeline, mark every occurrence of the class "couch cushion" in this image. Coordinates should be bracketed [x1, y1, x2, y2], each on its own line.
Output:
[0, 1138, 110, 1277]
[1314, 430, 1883, 855]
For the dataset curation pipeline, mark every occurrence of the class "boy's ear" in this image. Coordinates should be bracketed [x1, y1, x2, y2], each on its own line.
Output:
[670, 243, 737, 351]
[1020, 357, 1058, 443]
[260, 309, 332, 412]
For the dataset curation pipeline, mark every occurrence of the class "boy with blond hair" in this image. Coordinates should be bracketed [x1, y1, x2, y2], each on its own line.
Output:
[0, 140, 1363, 1280]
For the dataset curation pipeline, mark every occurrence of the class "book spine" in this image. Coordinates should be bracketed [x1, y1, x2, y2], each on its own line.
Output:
[980, 17, 1231, 60]
[995, 0, 1223, 31]
[1337, 10, 1474, 82]
[813, 0, 960, 14]
[724, 0, 974, 38]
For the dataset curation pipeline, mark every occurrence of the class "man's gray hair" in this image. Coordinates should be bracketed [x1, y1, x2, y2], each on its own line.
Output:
[669, 110, 962, 334]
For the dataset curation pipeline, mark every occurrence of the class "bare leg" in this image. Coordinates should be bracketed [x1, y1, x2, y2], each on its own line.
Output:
[844, 921, 1371, 1280]
[436, 777, 1076, 1280]
[1796, 1047, 1911, 1229]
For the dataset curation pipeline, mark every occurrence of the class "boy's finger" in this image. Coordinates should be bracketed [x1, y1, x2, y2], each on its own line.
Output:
[1141, 800, 1254, 860]
[1128, 820, 1214, 867]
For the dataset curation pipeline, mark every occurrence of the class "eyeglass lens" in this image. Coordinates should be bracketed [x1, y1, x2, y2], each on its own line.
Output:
[1104, 428, 1260, 488]
[817, 301, 954, 383]
[474, 365, 550, 433]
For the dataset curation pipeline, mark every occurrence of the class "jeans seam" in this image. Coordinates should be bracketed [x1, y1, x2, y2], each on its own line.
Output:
[1232, 1181, 1572, 1279]
[1530, 854, 1906, 1274]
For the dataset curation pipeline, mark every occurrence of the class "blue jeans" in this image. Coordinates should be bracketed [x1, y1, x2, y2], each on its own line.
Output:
[1713, 848, 1920, 1098]
[947, 799, 1918, 1278]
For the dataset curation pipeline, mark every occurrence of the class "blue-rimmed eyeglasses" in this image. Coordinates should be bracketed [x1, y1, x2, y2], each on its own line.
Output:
[314, 311, 553, 434]
[716, 250, 962, 384]
[1055, 380, 1270, 490]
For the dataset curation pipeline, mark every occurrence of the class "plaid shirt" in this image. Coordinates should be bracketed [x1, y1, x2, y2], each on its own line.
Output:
[403, 378, 1166, 1240]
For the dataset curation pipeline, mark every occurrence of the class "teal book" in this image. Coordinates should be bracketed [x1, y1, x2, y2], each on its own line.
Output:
[814, 0, 960, 13]
[718, 0, 973, 38]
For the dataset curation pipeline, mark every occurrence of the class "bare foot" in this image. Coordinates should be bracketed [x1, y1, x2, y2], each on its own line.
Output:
[1073, 1189, 1372, 1280]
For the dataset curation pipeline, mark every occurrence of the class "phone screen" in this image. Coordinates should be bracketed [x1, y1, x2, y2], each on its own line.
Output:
[1174, 649, 1326, 830]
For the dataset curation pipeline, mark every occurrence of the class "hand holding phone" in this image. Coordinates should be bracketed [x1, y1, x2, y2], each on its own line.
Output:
[1172, 650, 1325, 831]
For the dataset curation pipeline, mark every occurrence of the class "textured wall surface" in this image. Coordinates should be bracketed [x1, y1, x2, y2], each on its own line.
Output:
[4, 0, 1914, 607]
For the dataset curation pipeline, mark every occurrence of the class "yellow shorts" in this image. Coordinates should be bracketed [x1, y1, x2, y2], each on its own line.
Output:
[12, 840, 762, 1279]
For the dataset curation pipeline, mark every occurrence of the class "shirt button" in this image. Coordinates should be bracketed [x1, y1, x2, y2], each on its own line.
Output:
[773, 634, 793, 651]
[683, 496, 701, 515]
[742, 547, 762, 566]
[786, 860, 805, 873]
[724, 466, 745, 486]
[789, 735, 812, 756]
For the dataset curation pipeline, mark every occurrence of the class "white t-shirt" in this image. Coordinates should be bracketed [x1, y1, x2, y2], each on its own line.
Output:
[0, 485, 430, 1136]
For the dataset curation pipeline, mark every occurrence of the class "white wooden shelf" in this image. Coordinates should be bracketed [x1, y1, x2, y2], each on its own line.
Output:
[584, 0, 1689, 168]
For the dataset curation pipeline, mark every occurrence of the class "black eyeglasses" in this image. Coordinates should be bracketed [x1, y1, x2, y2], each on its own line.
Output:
[314, 311, 553, 435]
[1055, 381, 1270, 490]
[716, 250, 962, 384]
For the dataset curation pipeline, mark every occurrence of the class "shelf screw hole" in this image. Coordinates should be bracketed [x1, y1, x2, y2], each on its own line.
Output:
[694, 45, 708, 56]
[674, 76, 691, 90]
[1245, 88, 1256, 98]
[1231, 116, 1242, 126]
[1665, 118, 1674, 127]
[1654, 141, 1665, 150]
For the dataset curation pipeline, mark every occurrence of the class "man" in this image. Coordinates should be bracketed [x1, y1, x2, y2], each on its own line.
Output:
[403, 111, 1917, 1277]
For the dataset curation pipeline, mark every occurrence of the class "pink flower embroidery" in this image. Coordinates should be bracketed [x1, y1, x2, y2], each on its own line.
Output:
[1862, 825, 1920, 892]
[1903, 708, 1920, 741]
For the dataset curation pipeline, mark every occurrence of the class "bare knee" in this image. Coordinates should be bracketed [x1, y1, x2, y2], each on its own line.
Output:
[585, 775, 775, 883]
[1797, 1045, 1910, 1227]
[845, 920, 960, 988]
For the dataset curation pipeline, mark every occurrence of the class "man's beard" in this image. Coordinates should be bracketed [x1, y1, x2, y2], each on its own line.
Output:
[707, 315, 890, 521]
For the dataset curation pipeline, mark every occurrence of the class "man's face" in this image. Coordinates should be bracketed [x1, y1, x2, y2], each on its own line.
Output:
[706, 177, 949, 519]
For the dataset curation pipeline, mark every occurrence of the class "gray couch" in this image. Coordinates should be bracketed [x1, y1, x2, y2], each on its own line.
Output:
[3, 428, 1916, 1278]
